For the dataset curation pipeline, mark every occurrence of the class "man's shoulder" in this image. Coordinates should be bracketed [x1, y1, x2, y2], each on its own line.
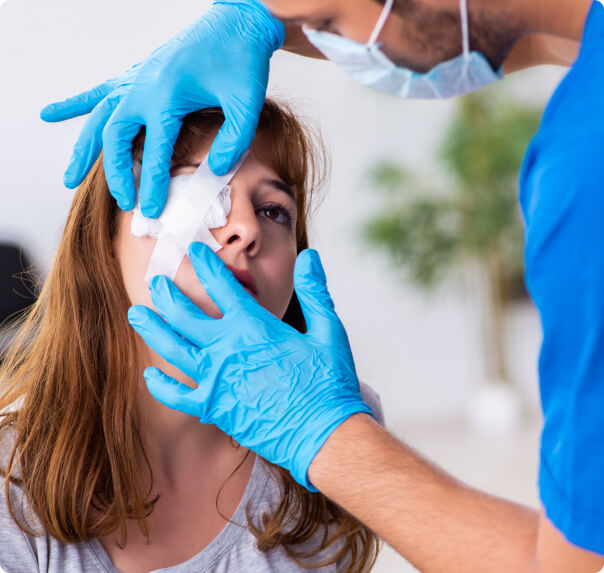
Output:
[523, 1, 604, 168]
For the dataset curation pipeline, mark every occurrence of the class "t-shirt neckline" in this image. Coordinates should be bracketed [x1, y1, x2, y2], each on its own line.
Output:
[86, 454, 268, 573]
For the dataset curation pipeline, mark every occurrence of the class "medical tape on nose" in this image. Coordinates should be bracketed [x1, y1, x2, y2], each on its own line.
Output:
[130, 152, 248, 283]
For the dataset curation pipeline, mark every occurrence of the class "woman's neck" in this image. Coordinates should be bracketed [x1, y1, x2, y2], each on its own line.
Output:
[100, 352, 256, 571]
[135, 348, 251, 492]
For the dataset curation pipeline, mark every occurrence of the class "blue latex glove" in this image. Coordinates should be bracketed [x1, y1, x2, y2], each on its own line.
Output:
[127, 243, 373, 491]
[40, 0, 285, 218]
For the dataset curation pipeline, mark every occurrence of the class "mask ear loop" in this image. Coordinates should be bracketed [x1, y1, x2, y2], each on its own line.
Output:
[460, 0, 471, 59]
[368, 0, 395, 46]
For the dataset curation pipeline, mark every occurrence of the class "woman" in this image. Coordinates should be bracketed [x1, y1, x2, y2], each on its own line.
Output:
[0, 100, 383, 572]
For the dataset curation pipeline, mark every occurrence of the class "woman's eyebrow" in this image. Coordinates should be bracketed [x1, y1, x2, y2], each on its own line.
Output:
[261, 178, 296, 201]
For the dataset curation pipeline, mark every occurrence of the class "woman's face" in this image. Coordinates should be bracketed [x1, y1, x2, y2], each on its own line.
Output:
[114, 140, 299, 332]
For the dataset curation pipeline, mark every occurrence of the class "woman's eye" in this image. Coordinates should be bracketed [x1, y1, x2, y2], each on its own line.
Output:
[258, 204, 293, 229]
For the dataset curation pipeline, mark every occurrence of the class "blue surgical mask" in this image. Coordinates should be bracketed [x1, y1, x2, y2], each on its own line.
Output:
[302, 0, 503, 99]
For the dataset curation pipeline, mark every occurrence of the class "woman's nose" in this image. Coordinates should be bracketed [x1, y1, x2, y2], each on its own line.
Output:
[214, 201, 261, 256]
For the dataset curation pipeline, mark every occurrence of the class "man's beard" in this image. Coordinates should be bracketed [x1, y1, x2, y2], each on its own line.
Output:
[388, 0, 521, 72]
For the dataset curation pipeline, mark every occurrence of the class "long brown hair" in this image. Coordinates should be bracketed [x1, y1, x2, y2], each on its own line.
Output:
[0, 100, 379, 570]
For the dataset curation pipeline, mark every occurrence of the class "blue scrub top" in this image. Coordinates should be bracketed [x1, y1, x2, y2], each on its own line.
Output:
[520, 0, 604, 555]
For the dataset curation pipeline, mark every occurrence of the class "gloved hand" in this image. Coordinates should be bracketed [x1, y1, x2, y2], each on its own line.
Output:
[40, 0, 285, 218]
[127, 243, 373, 491]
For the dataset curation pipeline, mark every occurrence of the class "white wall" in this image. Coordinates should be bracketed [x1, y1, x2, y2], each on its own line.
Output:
[0, 0, 566, 425]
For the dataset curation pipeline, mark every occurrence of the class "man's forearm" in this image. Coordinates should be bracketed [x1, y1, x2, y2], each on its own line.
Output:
[308, 414, 538, 573]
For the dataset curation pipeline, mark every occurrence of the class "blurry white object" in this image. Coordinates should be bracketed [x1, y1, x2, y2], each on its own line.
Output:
[466, 382, 523, 435]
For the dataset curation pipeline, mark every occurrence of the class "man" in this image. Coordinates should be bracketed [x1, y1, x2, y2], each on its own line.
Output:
[43, 0, 604, 570]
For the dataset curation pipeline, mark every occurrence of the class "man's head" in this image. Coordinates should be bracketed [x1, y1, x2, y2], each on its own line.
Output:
[264, 0, 525, 72]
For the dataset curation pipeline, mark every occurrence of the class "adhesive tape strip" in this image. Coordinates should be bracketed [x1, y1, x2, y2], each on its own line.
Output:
[130, 151, 249, 283]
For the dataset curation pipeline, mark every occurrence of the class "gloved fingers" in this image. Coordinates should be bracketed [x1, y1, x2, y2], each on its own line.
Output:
[138, 116, 183, 218]
[188, 242, 253, 315]
[149, 275, 219, 346]
[208, 95, 262, 176]
[127, 305, 203, 380]
[293, 249, 342, 338]
[144, 367, 206, 419]
[102, 107, 143, 211]
[62, 94, 122, 189]
[40, 81, 115, 123]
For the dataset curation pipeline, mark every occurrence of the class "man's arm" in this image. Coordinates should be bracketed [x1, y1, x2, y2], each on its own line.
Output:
[130, 203, 604, 570]
[309, 414, 604, 573]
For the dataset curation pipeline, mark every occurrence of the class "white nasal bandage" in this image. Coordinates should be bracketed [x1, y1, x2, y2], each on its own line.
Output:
[131, 152, 248, 283]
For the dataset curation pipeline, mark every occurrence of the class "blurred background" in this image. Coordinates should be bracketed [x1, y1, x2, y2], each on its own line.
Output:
[0, 0, 569, 570]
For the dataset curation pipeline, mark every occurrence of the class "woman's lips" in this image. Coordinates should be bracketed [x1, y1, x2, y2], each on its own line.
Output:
[225, 265, 258, 295]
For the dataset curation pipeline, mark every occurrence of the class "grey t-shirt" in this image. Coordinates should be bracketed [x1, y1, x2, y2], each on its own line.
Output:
[0, 384, 383, 573]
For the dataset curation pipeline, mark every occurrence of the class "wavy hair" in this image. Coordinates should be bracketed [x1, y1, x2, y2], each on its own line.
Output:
[0, 100, 379, 572]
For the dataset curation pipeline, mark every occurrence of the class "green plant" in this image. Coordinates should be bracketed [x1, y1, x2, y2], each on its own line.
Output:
[364, 88, 542, 383]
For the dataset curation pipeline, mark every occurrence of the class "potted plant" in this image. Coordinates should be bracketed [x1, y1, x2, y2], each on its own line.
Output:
[364, 89, 542, 433]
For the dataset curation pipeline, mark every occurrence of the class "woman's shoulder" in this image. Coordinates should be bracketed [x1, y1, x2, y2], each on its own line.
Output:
[0, 468, 100, 572]
[0, 425, 98, 573]
[0, 425, 39, 571]
[0, 471, 41, 571]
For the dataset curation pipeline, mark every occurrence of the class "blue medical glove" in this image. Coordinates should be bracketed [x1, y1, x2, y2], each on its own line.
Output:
[40, 0, 285, 218]
[127, 243, 373, 491]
